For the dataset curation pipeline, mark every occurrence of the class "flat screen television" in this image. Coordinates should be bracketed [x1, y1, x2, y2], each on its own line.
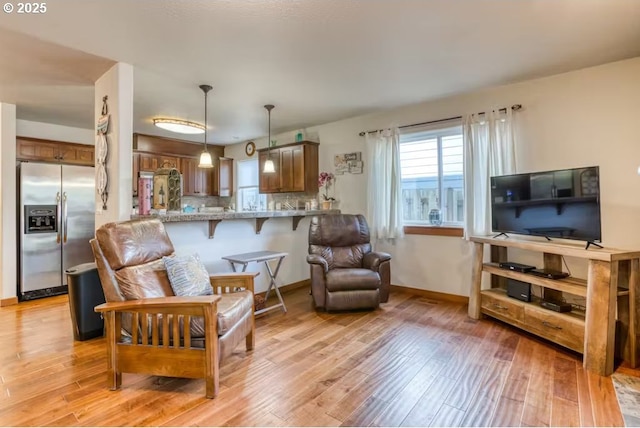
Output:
[490, 166, 601, 245]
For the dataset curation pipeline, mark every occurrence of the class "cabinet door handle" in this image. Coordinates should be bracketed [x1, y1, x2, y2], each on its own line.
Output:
[492, 303, 508, 310]
[542, 321, 562, 330]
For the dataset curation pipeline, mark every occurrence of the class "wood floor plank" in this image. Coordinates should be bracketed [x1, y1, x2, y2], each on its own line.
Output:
[586, 371, 625, 427]
[553, 354, 579, 403]
[399, 374, 457, 427]
[550, 396, 581, 427]
[488, 336, 536, 426]
[370, 357, 446, 427]
[428, 403, 465, 427]
[459, 359, 511, 427]
[43, 412, 80, 427]
[0, 287, 628, 427]
[521, 342, 555, 427]
[283, 401, 343, 427]
[576, 365, 596, 427]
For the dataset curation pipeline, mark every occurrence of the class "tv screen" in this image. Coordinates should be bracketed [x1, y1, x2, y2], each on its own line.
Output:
[490, 166, 601, 243]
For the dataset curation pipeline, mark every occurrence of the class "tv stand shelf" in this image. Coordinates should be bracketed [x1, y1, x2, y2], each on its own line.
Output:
[469, 235, 640, 376]
[484, 263, 588, 296]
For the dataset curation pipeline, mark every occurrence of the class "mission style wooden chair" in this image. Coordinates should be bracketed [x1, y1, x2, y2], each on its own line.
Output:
[91, 218, 256, 398]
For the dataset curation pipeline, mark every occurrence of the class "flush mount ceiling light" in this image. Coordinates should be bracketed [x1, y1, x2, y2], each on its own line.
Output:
[263, 104, 276, 174]
[153, 118, 205, 134]
[198, 84, 214, 168]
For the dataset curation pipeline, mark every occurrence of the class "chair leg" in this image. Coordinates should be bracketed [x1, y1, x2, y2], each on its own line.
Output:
[246, 312, 255, 351]
[246, 328, 255, 351]
[205, 374, 219, 399]
[105, 311, 122, 390]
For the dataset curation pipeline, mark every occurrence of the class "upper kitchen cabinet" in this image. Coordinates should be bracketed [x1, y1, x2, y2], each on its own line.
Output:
[17, 137, 95, 166]
[258, 149, 281, 193]
[183, 156, 233, 197]
[133, 133, 221, 192]
[181, 156, 213, 196]
[216, 157, 233, 197]
[258, 141, 319, 194]
[137, 152, 181, 172]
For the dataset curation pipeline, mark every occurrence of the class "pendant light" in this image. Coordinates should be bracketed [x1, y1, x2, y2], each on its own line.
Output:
[198, 84, 214, 168]
[263, 104, 276, 173]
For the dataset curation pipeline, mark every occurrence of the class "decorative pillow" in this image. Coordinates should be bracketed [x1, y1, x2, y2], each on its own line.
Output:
[163, 253, 213, 296]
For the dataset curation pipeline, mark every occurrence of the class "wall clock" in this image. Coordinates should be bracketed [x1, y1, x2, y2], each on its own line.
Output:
[245, 141, 256, 157]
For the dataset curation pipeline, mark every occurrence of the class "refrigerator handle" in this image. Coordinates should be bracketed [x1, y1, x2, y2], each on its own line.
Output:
[63, 192, 68, 244]
[56, 192, 61, 244]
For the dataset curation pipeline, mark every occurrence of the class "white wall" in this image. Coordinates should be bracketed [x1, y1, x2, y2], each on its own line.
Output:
[220, 57, 640, 297]
[0, 104, 17, 301]
[165, 217, 312, 294]
[16, 119, 93, 145]
[94, 62, 134, 227]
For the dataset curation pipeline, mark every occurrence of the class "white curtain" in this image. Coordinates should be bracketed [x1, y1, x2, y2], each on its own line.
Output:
[463, 109, 516, 238]
[365, 128, 404, 242]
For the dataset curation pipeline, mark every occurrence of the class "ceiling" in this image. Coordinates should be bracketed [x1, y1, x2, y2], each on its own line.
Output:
[0, 0, 639, 144]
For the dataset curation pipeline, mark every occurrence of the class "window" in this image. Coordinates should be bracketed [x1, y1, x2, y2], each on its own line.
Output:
[236, 159, 266, 211]
[400, 125, 464, 226]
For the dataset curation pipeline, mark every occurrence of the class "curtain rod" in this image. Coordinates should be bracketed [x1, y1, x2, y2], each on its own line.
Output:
[358, 104, 522, 137]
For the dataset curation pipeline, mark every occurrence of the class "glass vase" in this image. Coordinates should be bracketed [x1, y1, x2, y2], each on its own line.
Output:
[428, 208, 443, 226]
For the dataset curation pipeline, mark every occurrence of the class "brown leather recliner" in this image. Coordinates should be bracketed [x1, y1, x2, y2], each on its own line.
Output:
[91, 218, 256, 398]
[307, 214, 391, 311]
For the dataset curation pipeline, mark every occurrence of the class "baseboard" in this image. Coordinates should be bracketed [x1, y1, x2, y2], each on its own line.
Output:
[257, 279, 310, 298]
[390, 284, 469, 304]
[0, 297, 18, 307]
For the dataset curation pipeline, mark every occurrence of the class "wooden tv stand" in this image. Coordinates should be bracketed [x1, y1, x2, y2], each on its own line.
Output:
[469, 235, 640, 376]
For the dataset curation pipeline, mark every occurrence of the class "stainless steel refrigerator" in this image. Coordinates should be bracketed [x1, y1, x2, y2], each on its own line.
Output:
[18, 162, 95, 300]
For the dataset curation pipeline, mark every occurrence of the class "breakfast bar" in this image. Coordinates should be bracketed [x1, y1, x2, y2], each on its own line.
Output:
[132, 209, 340, 238]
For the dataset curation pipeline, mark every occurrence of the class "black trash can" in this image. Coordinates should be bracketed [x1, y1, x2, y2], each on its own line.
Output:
[66, 262, 105, 341]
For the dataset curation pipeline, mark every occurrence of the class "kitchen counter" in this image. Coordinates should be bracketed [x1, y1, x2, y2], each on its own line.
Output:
[132, 209, 340, 238]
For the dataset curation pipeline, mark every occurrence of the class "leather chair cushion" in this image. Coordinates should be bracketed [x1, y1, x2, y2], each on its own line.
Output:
[160, 291, 254, 340]
[96, 219, 175, 270]
[216, 291, 254, 336]
[331, 244, 370, 268]
[309, 214, 371, 247]
[326, 268, 381, 292]
[115, 258, 175, 300]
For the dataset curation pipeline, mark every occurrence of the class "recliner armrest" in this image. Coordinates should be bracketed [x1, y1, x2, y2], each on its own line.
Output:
[363, 251, 391, 270]
[307, 254, 329, 273]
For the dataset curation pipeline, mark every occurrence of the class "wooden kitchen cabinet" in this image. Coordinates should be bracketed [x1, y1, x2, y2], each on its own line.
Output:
[17, 137, 95, 166]
[259, 149, 281, 193]
[181, 157, 213, 196]
[258, 141, 318, 193]
[217, 157, 233, 197]
[135, 152, 181, 196]
[132, 133, 229, 198]
[138, 152, 181, 172]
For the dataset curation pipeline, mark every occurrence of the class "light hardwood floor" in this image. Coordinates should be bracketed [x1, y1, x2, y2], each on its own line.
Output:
[0, 287, 632, 426]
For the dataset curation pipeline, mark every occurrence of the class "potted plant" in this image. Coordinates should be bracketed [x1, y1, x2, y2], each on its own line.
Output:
[318, 171, 336, 209]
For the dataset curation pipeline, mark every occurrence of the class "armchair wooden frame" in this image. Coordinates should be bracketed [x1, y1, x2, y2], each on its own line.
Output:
[94, 272, 256, 399]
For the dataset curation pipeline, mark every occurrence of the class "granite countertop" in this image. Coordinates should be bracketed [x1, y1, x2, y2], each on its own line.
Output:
[132, 209, 341, 223]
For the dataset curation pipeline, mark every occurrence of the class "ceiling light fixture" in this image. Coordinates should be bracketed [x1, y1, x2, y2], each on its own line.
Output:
[263, 104, 276, 174]
[153, 118, 205, 134]
[198, 84, 214, 168]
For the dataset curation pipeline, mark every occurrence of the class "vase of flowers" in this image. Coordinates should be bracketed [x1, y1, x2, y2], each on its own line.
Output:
[318, 171, 335, 209]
